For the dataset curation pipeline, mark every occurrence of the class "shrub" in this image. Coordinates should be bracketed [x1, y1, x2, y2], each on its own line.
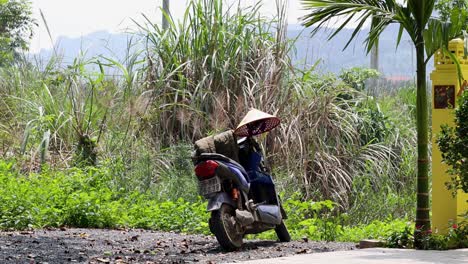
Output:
[437, 90, 468, 194]
[283, 198, 342, 241]
[0, 159, 209, 233]
[386, 226, 414, 248]
[251, 194, 410, 243]
[340, 219, 409, 243]
[386, 219, 468, 250]
[445, 219, 468, 249]
[1, 162, 414, 243]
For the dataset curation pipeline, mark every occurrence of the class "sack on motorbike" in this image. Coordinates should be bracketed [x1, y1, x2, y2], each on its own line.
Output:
[193, 130, 240, 163]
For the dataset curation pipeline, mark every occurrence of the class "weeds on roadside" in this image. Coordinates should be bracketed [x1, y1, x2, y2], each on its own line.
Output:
[386, 217, 468, 250]
[0, 160, 209, 233]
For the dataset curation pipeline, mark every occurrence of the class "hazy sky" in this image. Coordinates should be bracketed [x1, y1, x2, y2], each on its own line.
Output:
[30, 0, 309, 53]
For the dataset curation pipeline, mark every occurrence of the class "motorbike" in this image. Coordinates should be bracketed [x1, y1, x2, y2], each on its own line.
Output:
[192, 109, 290, 251]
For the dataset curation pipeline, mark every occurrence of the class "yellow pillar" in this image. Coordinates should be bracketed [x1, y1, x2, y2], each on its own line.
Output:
[430, 39, 468, 234]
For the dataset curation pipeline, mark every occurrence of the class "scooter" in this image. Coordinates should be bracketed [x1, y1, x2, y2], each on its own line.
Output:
[192, 109, 290, 251]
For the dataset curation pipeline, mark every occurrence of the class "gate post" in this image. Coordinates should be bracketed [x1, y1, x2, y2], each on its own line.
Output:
[430, 38, 468, 234]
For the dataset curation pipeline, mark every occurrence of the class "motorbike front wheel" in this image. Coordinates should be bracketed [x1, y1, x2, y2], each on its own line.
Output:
[210, 204, 243, 251]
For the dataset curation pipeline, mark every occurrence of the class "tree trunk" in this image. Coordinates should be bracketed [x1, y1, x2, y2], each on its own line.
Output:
[370, 39, 379, 71]
[369, 39, 379, 96]
[162, 0, 170, 30]
[414, 34, 430, 248]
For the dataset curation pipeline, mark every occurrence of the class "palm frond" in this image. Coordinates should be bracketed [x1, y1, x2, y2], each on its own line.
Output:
[407, 0, 435, 28]
[301, 0, 399, 52]
[424, 16, 465, 59]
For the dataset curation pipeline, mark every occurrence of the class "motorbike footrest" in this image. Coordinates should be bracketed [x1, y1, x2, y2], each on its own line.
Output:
[235, 209, 255, 226]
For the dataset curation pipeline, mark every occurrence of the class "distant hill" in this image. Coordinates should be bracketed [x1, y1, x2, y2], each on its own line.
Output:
[32, 30, 140, 65]
[289, 23, 430, 78]
[31, 24, 429, 78]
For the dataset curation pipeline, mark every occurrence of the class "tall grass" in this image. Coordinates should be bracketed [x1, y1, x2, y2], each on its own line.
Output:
[137, 0, 293, 146]
[269, 70, 416, 214]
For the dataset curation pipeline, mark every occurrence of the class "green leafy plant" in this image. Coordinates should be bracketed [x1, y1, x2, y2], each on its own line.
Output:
[446, 219, 468, 249]
[420, 233, 449, 250]
[435, 0, 468, 22]
[1, 163, 414, 243]
[339, 67, 380, 92]
[0, 159, 209, 232]
[0, 0, 36, 66]
[386, 220, 468, 249]
[437, 91, 468, 194]
[284, 199, 343, 241]
[386, 226, 414, 248]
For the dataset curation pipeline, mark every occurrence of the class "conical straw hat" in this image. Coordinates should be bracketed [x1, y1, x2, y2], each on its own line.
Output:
[234, 108, 280, 137]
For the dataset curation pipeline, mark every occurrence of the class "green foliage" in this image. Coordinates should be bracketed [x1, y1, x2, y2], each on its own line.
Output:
[283, 198, 341, 241]
[272, 74, 418, 230]
[125, 197, 209, 234]
[340, 219, 410, 242]
[0, 49, 149, 171]
[276, 69, 416, 211]
[445, 220, 468, 249]
[0, 159, 413, 242]
[0, 0, 35, 65]
[386, 226, 414, 248]
[339, 67, 380, 92]
[357, 102, 389, 145]
[420, 234, 451, 250]
[348, 175, 415, 224]
[0, 159, 209, 233]
[152, 144, 199, 202]
[337, 67, 391, 145]
[435, 0, 468, 23]
[75, 135, 98, 167]
[387, 220, 468, 249]
[437, 91, 468, 194]
[346, 86, 417, 224]
[251, 194, 410, 242]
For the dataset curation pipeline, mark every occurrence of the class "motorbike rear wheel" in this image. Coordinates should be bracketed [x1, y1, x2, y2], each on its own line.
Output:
[210, 204, 243, 251]
[275, 221, 291, 242]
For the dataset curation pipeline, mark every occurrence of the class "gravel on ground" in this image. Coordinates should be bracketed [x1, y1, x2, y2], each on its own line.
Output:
[0, 228, 356, 263]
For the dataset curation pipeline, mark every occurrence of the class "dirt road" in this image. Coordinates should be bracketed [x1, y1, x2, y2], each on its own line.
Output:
[0, 228, 355, 263]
